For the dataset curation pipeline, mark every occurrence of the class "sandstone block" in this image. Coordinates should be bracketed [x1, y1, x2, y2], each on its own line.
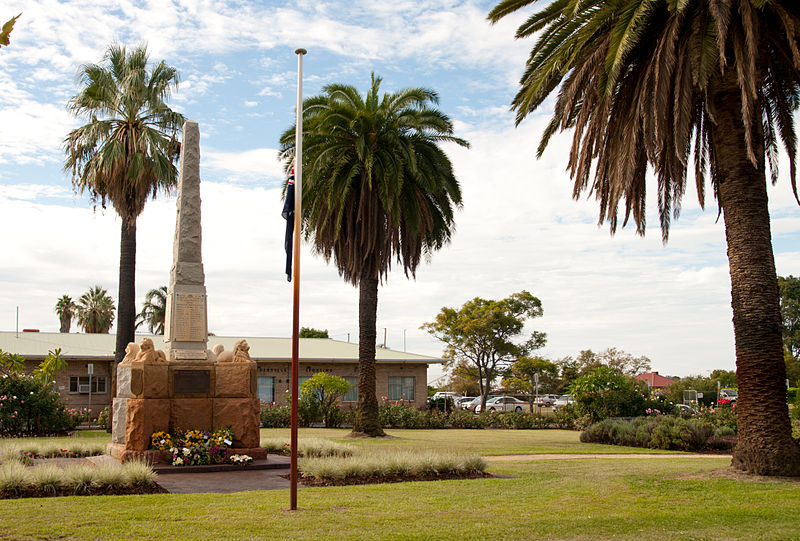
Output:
[171, 398, 212, 432]
[111, 398, 128, 445]
[124, 398, 170, 452]
[215, 363, 255, 398]
[141, 364, 169, 398]
[213, 398, 260, 448]
[117, 366, 132, 398]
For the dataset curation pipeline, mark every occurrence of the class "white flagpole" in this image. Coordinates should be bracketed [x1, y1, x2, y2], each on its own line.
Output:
[290, 46, 306, 512]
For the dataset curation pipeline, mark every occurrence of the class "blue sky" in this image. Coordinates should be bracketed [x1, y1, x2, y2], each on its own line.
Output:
[1, 0, 799, 380]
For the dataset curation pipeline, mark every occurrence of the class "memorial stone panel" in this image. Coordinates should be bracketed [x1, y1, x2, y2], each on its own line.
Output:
[173, 369, 211, 395]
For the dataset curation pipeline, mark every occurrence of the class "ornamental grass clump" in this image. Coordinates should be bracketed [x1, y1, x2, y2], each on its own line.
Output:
[299, 449, 487, 484]
[28, 464, 63, 494]
[260, 437, 355, 458]
[0, 461, 30, 494]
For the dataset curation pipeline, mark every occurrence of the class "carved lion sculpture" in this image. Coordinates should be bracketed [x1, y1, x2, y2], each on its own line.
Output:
[135, 337, 167, 364]
[120, 342, 140, 365]
[232, 339, 252, 363]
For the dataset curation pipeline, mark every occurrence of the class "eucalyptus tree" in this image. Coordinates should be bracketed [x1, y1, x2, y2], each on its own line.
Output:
[64, 44, 184, 363]
[280, 74, 467, 436]
[54, 294, 77, 333]
[489, 0, 800, 475]
[76, 285, 115, 334]
[137, 285, 167, 335]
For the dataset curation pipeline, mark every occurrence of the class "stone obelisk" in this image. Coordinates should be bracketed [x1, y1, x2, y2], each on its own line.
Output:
[163, 120, 211, 362]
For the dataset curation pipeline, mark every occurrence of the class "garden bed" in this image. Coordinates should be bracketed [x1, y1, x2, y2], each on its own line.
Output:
[298, 470, 492, 487]
[1, 484, 167, 500]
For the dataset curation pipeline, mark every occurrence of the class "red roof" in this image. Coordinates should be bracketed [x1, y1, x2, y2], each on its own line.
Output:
[635, 372, 674, 388]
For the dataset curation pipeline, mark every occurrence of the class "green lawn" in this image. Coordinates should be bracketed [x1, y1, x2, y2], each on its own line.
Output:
[259, 427, 681, 455]
[2, 455, 798, 540]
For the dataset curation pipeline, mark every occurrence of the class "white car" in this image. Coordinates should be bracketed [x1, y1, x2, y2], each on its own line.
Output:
[552, 395, 575, 409]
[475, 395, 528, 413]
[534, 394, 560, 408]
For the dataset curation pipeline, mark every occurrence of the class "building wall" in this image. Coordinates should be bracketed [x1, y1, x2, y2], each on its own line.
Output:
[24, 358, 113, 418]
[257, 361, 429, 408]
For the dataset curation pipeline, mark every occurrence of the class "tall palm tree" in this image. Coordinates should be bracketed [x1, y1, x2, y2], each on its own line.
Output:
[489, 0, 800, 475]
[54, 294, 77, 333]
[64, 44, 184, 364]
[76, 285, 115, 334]
[137, 286, 167, 334]
[280, 74, 467, 436]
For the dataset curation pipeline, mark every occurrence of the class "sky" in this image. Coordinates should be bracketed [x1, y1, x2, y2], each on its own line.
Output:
[1, 0, 798, 383]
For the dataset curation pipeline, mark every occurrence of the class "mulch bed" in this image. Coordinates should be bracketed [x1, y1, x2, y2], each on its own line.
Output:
[296, 471, 493, 487]
[0, 484, 167, 500]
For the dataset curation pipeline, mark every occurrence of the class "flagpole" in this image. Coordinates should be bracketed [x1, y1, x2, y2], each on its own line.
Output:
[290, 46, 306, 512]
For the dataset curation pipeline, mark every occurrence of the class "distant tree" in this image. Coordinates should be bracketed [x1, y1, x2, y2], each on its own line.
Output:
[423, 290, 546, 412]
[54, 294, 77, 333]
[447, 360, 481, 396]
[786, 350, 800, 388]
[299, 327, 329, 339]
[76, 285, 115, 333]
[0, 349, 25, 376]
[779, 276, 800, 360]
[709, 370, 738, 388]
[64, 44, 184, 363]
[136, 286, 167, 334]
[33, 348, 66, 386]
[0, 14, 20, 48]
[569, 366, 648, 423]
[300, 372, 351, 427]
[503, 356, 559, 412]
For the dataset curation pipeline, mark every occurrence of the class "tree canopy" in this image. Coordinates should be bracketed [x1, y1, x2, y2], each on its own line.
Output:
[423, 290, 546, 409]
[779, 275, 800, 360]
[299, 327, 330, 339]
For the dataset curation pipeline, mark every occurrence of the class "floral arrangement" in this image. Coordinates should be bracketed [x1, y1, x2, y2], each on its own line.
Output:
[229, 454, 253, 466]
[151, 431, 173, 451]
[150, 427, 249, 467]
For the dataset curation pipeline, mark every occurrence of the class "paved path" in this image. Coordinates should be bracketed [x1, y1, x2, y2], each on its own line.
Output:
[484, 453, 728, 462]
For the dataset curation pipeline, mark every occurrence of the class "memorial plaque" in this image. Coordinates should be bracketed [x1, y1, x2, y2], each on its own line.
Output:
[172, 292, 206, 341]
[173, 370, 210, 395]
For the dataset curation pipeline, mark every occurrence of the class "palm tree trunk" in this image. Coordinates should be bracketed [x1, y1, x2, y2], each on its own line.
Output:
[711, 77, 800, 476]
[114, 217, 137, 365]
[59, 315, 70, 334]
[351, 271, 385, 436]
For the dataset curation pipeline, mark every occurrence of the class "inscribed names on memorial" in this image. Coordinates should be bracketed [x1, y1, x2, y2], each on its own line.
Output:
[172, 292, 206, 341]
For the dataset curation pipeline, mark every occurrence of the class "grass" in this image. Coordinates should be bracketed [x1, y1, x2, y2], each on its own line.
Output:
[0, 456, 797, 540]
[261, 437, 355, 458]
[0, 460, 157, 497]
[259, 428, 681, 455]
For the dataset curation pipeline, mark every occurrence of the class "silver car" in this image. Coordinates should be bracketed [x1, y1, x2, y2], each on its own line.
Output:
[476, 395, 527, 413]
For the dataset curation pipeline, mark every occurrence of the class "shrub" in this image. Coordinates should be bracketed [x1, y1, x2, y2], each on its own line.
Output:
[581, 416, 717, 451]
[97, 405, 111, 430]
[0, 373, 80, 435]
[299, 373, 351, 428]
[448, 409, 491, 429]
[569, 367, 648, 424]
[259, 402, 291, 428]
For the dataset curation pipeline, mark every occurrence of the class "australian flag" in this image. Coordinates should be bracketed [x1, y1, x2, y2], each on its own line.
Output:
[282, 167, 295, 281]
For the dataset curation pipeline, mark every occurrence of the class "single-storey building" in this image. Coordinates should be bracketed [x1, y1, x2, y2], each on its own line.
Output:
[1, 331, 443, 417]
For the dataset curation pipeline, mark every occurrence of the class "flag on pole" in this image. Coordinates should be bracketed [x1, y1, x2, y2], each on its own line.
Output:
[282, 165, 295, 281]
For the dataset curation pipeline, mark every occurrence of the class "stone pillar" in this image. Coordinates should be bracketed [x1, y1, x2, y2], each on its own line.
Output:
[163, 120, 211, 363]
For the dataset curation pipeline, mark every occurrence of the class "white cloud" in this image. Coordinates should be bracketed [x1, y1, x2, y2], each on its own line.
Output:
[202, 147, 283, 182]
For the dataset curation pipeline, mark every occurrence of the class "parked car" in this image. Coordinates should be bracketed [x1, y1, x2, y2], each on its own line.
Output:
[431, 392, 459, 401]
[552, 395, 575, 410]
[676, 404, 698, 415]
[461, 397, 482, 412]
[719, 389, 738, 402]
[534, 394, 560, 407]
[454, 396, 476, 409]
[475, 395, 528, 413]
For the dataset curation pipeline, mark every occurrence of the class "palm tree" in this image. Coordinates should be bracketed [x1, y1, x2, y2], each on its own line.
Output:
[137, 286, 167, 334]
[54, 294, 77, 333]
[489, 0, 800, 475]
[280, 74, 467, 436]
[63, 44, 184, 364]
[76, 285, 115, 334]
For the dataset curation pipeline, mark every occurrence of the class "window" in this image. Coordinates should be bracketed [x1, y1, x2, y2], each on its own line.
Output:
[342, 376, 358, 402]
[257, 376, 275, 403]
[388, 376, 415, 401]
[68, 376, 107, 394]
